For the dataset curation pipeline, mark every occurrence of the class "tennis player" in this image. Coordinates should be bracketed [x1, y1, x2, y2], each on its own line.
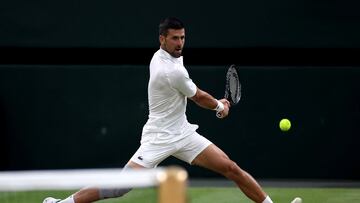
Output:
[44, 17, 300, 203]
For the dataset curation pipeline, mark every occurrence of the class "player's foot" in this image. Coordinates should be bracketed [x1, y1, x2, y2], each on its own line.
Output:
[43, 197, 62, 203]
[291, 197, 302, 203]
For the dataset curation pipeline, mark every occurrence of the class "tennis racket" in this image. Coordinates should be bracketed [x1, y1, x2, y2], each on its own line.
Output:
[216, 64, 242, 118]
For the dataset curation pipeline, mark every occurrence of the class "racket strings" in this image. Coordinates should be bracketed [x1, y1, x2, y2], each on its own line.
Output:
[225, 67, 241, 105]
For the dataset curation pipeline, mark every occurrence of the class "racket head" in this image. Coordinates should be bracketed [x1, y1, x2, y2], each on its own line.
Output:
[224, 64, 241, 105]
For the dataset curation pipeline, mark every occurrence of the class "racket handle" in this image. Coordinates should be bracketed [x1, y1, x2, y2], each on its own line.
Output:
[216, 112, 222, 118]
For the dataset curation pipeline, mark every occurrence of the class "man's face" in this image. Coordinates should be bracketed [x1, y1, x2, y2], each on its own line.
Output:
[160, 28, 185, 58]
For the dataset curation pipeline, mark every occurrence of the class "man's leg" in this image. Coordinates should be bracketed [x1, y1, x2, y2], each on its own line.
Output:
[74, 161, 144, 203]
[44, 139, 175, 203]
[44, 161, 144, 203]
[191, 144, 269, 203]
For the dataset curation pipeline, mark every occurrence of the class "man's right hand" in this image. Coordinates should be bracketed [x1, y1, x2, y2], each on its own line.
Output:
[217, 99, 230, 118]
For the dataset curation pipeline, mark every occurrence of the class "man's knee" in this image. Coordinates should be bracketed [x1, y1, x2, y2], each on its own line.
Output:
[99, 188, 132, 199]
[221, 160, 242, 178]
[99, 163, 136, 199]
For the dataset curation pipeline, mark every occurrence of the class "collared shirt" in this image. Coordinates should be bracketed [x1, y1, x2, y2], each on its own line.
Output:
[141, 48, 198, 144]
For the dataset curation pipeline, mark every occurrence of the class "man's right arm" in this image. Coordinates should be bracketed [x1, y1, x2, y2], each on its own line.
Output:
[189, 88, 230, 118]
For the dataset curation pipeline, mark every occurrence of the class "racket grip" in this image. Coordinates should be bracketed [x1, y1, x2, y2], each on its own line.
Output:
[216, 112, 222, 118]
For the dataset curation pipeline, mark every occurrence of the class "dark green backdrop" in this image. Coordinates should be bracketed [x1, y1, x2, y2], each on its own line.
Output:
[1, 0, 360, 48]
[0, 65, 359, 179]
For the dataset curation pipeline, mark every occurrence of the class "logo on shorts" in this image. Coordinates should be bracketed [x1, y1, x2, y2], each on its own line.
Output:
[137, 156, 143, 161]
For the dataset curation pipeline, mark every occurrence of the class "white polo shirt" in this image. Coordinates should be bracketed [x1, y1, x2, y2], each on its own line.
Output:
[141, 48, 198, 144]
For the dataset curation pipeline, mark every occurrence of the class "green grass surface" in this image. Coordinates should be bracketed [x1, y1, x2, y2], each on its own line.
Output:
[1, 187, 360, 203]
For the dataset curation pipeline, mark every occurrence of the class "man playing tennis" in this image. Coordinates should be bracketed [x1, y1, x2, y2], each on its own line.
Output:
[44, 17, 300, 203]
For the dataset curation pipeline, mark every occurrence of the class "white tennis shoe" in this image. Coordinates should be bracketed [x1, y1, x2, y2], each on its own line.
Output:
[291, 197, 302, 203]
[43, 197, 61, 203]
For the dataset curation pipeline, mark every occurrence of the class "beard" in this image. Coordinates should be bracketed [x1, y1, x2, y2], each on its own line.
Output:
[162, 43, 183, 58]
[171, 48, 182, 58]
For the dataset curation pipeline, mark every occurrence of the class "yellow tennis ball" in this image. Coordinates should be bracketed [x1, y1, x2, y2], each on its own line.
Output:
[279, 118, 291, 131]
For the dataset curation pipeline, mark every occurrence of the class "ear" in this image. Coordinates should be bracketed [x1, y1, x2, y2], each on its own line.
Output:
[159, 35, 165, 45]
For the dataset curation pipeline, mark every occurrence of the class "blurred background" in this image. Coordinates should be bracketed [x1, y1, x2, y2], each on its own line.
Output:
[1, 0, 359, 181]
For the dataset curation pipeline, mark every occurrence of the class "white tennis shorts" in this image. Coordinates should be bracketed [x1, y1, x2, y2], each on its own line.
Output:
[130, 132, 212, 168]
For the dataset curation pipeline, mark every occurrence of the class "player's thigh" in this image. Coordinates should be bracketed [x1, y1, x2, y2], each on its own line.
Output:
[129, 142, 176, 168]
[126, 161, 146, 169]
[191, 143, 233, 174]
[172, 132, 212, 165]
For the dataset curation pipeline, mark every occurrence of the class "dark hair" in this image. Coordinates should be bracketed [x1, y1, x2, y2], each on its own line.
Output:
[159, 17, 185, 36]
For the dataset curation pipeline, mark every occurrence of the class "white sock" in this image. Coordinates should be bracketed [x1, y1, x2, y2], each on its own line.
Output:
[59, 195, 75, 203]
[262, 195, 273, 203]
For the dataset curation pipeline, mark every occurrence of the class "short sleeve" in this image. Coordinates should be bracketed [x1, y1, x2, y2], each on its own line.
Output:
[169, 65, 197, 97]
